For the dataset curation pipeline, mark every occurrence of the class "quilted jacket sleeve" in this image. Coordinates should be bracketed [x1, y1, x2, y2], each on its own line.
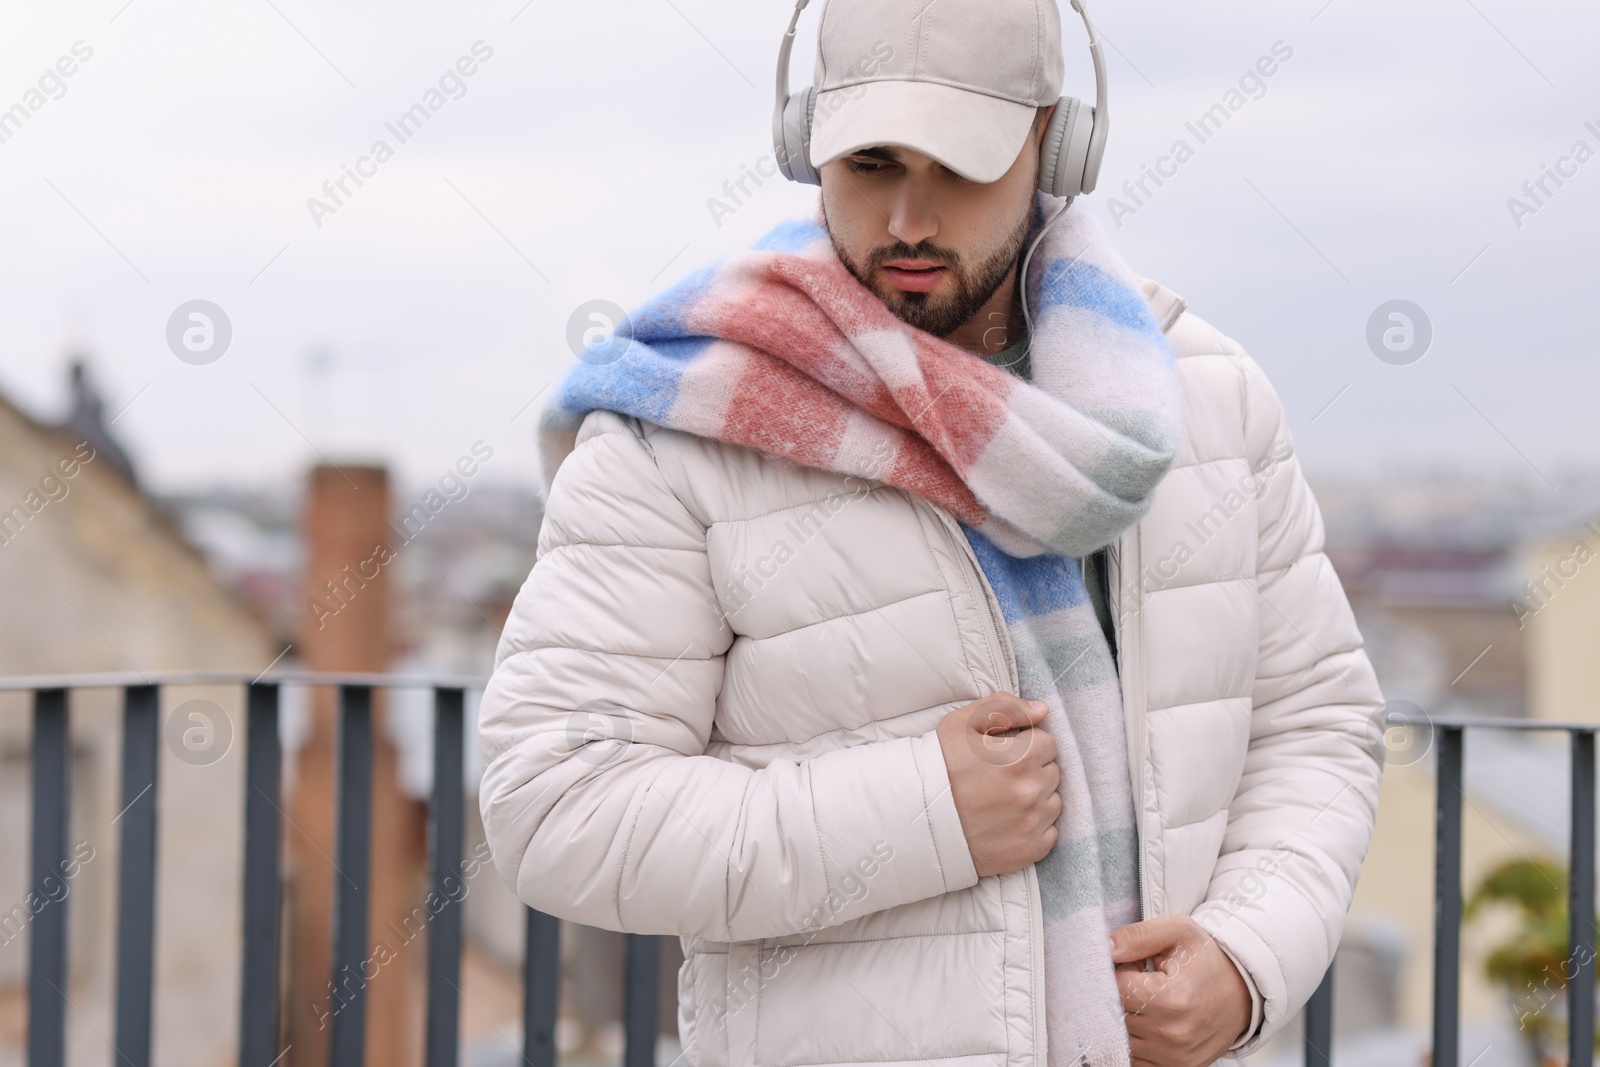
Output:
[1190, 355, 1385, 1054]
[477, 412, 980, 941]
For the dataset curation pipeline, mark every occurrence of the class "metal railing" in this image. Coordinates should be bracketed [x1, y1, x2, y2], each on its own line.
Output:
[1298, 715, 1597, 1067]
[6, 673, 1592, 1067]
[4, 670, 670, 1067]
[1384, 714, 1596, 1067]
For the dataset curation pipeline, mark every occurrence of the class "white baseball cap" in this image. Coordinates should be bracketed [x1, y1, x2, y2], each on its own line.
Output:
[807, 0, 1066, 184]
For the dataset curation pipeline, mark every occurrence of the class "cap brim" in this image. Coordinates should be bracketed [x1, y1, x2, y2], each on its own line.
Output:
[808, 80, 1038, 184]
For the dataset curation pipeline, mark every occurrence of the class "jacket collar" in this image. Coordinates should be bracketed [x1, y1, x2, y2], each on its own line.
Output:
[1136, 276, 1188, 334]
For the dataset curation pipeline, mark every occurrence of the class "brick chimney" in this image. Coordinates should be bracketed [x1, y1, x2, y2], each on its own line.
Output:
[287, 465, 424, 1067]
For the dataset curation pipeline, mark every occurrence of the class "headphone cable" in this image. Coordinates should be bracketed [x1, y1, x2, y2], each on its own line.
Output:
[1019, 196, 1073, 341]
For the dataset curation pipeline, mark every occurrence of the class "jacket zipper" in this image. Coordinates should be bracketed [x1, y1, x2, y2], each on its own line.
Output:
[1023, 863, 1048, 1062]
[929, 504, 1047, 1062]
[1113, 525, 1153, 922]
[944, 516, 1017, 691]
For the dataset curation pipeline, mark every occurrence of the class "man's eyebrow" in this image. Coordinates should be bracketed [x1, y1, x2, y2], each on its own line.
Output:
[850, 146, 901, 162]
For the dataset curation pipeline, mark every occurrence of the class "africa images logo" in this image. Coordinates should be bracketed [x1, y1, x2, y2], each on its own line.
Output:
[1103, 41, 1294, 229]
[305, 42, 495, 229]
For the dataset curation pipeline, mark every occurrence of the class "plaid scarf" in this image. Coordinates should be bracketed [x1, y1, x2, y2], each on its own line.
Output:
[537, 193, 1181, 1066]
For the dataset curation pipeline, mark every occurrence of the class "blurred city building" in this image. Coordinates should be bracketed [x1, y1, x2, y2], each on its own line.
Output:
[0, 363, 679, 1066]
[1244, 470, 1600, 1066]
[0, 364, 272, 1067]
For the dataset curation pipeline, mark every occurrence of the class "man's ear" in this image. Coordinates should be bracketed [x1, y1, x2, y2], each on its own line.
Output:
[1030, 105, 1056, 156]
[1030, 104, 1056, 163]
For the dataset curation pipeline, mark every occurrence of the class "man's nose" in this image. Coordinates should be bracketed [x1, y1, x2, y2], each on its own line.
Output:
[886, 186, 938, 248]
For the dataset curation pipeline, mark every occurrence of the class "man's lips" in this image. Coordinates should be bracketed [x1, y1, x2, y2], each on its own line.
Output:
[879, 258, 948, 293]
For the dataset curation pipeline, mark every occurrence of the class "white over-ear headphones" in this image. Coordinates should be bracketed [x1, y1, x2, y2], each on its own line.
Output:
[771, 0, 1110, 198]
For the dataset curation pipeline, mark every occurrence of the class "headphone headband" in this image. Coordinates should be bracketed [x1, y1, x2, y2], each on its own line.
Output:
[771, 0, 815, 181]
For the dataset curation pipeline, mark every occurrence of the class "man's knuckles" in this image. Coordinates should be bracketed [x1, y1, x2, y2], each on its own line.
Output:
[1162, 982, 1198, 1017]
[1010, 773, 1050, 807]
[1117, 973, 1161, 1012]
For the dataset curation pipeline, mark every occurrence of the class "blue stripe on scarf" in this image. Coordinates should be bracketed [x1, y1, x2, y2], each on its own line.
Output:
[549, 216, 830, 427]
[754, 218, 826, 253]
[963, 524, 1091, 626]
[552, 340, 709, 425]
[631, 262, 717, 338]
[552, 262, 721, 424]
[1032, 256, 1159, 336]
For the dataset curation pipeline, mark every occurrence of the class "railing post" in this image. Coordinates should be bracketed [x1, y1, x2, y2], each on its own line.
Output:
[1303, 963, 1333, 1067]
[329, 684, 374, 1067]
[113, 684, 160, 1067]
[1570, 729, 1596, 1067]
[425, 687, 466, 1067]
[240, 683, 285, 1067]
[524, 909, 561, 1067]
[624, 934, 661, 1067]
[28, 688, 70, 1067]
[1433, 725, 1464, 1067]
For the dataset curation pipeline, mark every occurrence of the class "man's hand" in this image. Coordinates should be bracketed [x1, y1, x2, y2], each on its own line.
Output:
[936, 693, 1061, 878]
[1110, 915, 1252, 1067]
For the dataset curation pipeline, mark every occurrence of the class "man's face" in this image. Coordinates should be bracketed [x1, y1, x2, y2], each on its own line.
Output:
[819, 123, 1042, 339]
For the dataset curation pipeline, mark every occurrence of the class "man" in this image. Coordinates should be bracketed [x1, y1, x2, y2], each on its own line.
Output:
[478, 2, 1384, 1065]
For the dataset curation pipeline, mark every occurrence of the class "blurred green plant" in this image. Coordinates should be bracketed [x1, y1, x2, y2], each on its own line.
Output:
[1464, 857, 1596, 1065]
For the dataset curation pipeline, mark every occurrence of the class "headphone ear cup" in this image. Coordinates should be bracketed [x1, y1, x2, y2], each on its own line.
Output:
[1037, 95, 1094, 199]
[775, 87, 821, 185]
[1080, 100, 1107, 195]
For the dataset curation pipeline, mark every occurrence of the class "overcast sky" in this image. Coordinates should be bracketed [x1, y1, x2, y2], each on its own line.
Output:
[0, 0, 1595, 495]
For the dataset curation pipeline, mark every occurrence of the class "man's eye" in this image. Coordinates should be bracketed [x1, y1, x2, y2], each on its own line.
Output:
[845, 158, 889, 174]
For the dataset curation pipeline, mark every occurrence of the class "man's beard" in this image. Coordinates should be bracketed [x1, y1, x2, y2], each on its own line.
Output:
[826, 205, 1033, 339]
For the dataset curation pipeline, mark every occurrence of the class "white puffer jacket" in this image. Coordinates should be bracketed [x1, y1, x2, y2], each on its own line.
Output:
[478, 278, 1384, 1066]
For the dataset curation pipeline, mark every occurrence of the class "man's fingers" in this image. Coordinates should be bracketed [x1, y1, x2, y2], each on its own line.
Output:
[959, 696, 1052, 769]
[1109, 914, 1192, 964]
[1042, 755, 1062, 788]
[1030, 726, 1059, 768]
[1126, 1032, 1162, 1067]
[1123, 1013, 1155, 1044]
[1117, 963, 1167, 1016]
[1118, 924, 1248, 1067]
[972, 696, 1048, 734]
